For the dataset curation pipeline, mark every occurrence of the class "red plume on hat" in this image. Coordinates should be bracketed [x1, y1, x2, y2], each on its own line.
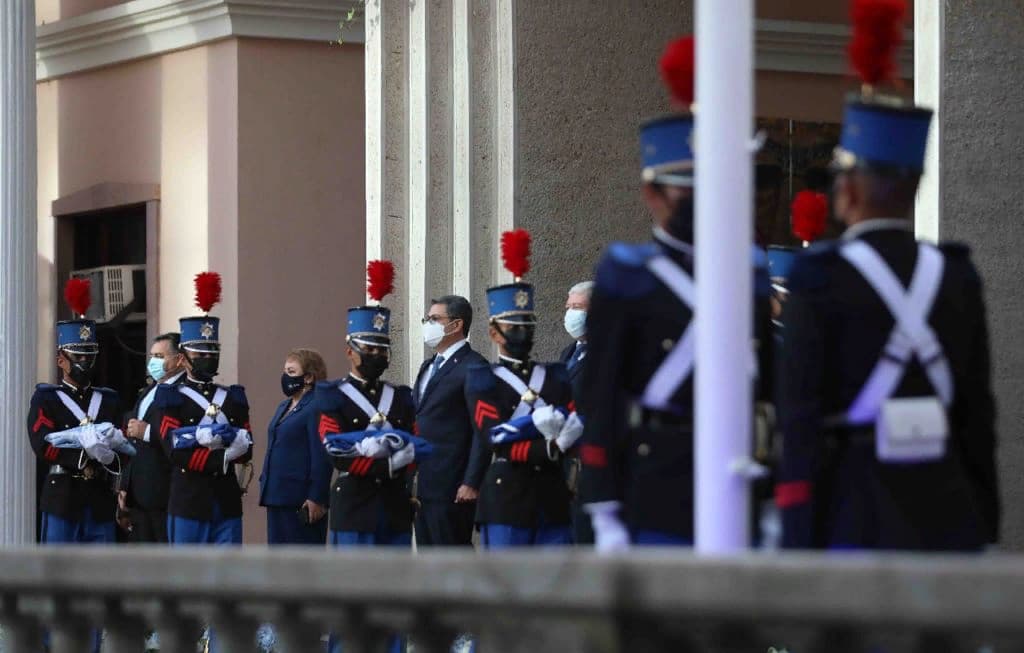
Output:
[194, 272, 222, 314]
[64, 277, 92, 319]
[366, 260, 395, 303]
[791, 190, 828, 245]
[659, 35, 695, 110]
[501, 229, 531, 281]
[848, 0, 906, 90]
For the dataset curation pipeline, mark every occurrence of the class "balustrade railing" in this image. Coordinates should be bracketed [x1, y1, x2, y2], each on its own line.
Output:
[0, 547, 1022, 652]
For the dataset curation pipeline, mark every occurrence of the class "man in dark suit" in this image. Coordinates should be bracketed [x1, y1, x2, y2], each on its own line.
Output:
[560, 281, 593, 545]
[413, 295, 489, 546]
[120, 332, 186, 542]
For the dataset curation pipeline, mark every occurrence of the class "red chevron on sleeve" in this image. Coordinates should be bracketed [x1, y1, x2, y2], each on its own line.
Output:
[188, 448, 210, 472]
[318, 415, 341, 442]
[32, 408, 55, 433]
[474, 401, 499, 429]
[509, 441, 528, 463]
[350, 457, 372, 476]
[775, 481, 811, 508]
[44, 445, 59, 462]
[580, 444, 607, 468]
[159, 416, 181, 440]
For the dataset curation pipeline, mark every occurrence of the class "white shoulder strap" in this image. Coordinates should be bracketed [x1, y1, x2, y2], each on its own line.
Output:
[641, 255, 698, 409]
[339, 381, 394, 430]
[493, 364, 549, 418]
[55, 390, 103, 423]
[840, 241, 953, 424]
[178, 386, 230, 425]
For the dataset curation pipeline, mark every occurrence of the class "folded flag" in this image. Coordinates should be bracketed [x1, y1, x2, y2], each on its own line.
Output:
[324, 429, 433, 460]
[490, 414, 541, 445]
[45, 423, 137, 457]
[172, 422, 240, 450]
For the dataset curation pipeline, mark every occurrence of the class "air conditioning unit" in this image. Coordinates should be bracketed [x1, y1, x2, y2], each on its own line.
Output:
[69, 265, 146, 323]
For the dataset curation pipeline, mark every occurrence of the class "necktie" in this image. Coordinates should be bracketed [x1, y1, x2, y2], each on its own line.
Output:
[568, 343, 586, 371]
[421, 355, 445, 399]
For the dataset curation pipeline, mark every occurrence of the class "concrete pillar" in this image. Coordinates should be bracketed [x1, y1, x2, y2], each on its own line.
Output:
[0, 0, 38, 544]
[914, 0, 942, 242]
[935, 1, 1024, 549]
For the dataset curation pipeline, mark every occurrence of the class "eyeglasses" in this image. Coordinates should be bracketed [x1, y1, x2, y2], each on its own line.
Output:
[421, 315, 450, 325]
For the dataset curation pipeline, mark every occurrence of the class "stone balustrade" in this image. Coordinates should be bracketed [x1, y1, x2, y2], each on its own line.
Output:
[0, 547, 1023, 652]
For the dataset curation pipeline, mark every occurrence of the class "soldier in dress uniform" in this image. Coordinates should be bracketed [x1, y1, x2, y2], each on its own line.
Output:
[153, 272, 253, 545]
[775, 0, 999, 551]
[464, 229, 576, 548]
[315, 260, 418, 549]
[577, 35, 772, 551]
[28, 279, 125, 545]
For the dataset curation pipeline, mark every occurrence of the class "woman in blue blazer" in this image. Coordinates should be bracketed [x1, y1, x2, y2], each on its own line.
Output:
[259, 348, 332, 544]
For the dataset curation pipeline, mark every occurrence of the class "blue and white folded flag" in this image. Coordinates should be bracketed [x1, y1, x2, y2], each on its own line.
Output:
[45, 423, 137, 457]
[324, 429, 434, 460]
[489, 414, 541, 445]
[172, 422, 239, 450]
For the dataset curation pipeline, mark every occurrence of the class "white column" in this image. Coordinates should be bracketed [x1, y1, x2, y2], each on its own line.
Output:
[0, 0, 38, 544]
[914, 0, 942, 242]
[452, 0, 473, 299]
[365, 0, 410, 380]
[492, 0, 517, 280]
[694, 0, 753, 553]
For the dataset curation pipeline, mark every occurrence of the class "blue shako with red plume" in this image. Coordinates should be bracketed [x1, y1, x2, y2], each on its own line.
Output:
[180, 272, 222, 350]
[58, 277, 98, 353]
[643, 34, 695, 187]
[834, 0, 931, 174]
[487, 229, 536, 324]
[348, 260, 394, 348]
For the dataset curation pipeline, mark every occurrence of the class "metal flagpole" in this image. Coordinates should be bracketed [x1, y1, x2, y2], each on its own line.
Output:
[694, 0, 754, 553]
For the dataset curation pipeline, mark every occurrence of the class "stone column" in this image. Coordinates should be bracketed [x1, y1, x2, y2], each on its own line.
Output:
[936, 1, 1024, 549]
[0, 0, 38, 544]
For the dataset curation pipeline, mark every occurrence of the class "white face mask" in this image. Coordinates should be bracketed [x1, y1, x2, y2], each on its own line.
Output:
[423, 321, 447, 348]
[564, 308, 587, 339]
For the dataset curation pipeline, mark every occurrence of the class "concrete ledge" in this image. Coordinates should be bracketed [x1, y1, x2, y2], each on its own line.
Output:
[0, 548, 1022, 631]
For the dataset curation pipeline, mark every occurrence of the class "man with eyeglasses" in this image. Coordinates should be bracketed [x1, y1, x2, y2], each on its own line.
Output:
[413, 295, 489, 546]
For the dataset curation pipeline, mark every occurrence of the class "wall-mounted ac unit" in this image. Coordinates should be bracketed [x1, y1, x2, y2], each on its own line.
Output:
[69, 265, 146, 323]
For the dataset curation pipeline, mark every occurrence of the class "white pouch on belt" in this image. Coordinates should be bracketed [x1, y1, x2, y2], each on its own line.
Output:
[876, 396, 948, 463]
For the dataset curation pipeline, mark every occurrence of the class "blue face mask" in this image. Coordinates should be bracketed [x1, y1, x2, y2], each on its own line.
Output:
[147, 357, 167, 382]
[564, 308, 587, 339]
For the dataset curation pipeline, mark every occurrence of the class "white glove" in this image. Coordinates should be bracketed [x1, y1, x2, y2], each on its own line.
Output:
[195, 426, 224, 449]
[531, 405, 566, 441]
[555, 412, 584, 452]
[223, 429, 251, 464]
[388, 442, 415, 476]
[77, 424, 115, 465]
[586, 502, 631, 554]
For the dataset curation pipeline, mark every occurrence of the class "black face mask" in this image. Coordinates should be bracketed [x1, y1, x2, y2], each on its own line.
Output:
[64, 354, 96, 387]
[498, 324, 535, 360]
[666, 192, 695, 244]
[188, 355, 220, 382]
[281, 373, 306, 397]
[356, 353, 389, 381]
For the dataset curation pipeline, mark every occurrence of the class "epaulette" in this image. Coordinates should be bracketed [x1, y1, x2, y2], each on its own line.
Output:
[596, 242, 660, 298]
[153, 384, 183, 408]
[93, 386, 119, 400]
[314, 379, 345, 411]
[465, 363, 497, 394]
[33, 383, 61, 398]
[787, 242, 840, 292]
[227, 384, 249, 407]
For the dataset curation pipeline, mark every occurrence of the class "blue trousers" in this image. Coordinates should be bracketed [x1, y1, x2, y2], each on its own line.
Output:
[41, 509, 115, 544]
[266, 506, 328, 545]
[480, 523, 572, 548]
[168, 504, 242, 545]
[41, 509, 111, 653]
[328, 518, 410, 652]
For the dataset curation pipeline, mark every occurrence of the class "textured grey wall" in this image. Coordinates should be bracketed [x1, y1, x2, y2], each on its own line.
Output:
[942, 1, 1024, 549]
[515, 0, 694, 362]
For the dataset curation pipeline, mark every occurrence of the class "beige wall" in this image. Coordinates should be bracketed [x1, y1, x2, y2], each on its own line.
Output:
[235, 38, 365, 543]
[36, 35, 366, 543]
